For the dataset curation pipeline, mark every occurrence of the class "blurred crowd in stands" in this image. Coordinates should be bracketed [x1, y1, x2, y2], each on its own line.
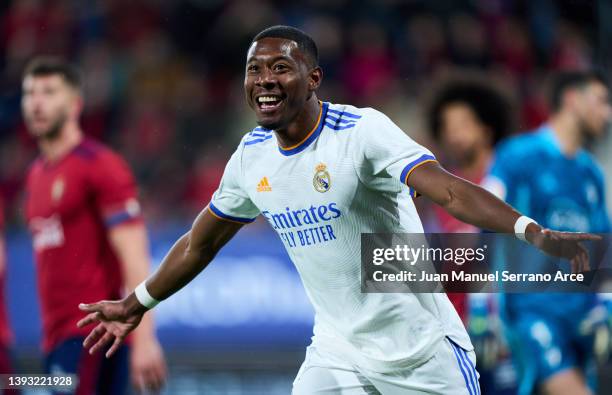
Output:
[0, 0, 602, 227]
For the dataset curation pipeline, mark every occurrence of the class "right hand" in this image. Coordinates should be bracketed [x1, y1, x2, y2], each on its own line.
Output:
[77, 299, 144, 358]
[526, 225, 602, 273]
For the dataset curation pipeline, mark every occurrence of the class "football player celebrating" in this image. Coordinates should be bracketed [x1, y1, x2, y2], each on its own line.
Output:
[79, 27, 597, 395]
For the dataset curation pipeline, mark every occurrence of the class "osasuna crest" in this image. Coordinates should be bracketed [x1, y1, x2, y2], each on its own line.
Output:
[51, 177, 65, 203]
[313, 163, 331, 193]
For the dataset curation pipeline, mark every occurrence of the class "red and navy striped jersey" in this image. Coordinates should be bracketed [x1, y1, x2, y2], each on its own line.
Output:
[24, 138, 142, 352]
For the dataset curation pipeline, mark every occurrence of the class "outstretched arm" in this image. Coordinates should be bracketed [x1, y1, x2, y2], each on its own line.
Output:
[137, 206, 243, 302]
[409, 162, 521, 233]
[408, 161, 599, 272]
[77, 206, 243, 357]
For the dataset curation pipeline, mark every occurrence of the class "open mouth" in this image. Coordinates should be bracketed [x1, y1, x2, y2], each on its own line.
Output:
[256, 95, 284, 113]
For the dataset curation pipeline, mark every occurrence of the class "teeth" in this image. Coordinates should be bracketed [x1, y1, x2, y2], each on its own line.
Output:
[258, 96, 280, 103]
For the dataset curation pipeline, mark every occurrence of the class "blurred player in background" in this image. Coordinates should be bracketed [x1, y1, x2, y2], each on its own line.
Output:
[76, 26, 597, 394]
[428, 79, 517, 395]
[427, 79, 512, 320]
[485, 71, 611, 395]
[21, 57, 166, 394]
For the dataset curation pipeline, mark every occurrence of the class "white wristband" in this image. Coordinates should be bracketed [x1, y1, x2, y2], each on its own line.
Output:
[514, 215, 537, 242]
[135, 282, 159, 309]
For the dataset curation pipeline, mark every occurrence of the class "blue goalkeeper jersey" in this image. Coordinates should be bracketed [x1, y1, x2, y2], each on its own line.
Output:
[487, 124, 610, 315]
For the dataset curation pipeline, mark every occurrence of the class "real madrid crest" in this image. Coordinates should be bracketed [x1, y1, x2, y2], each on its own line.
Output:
[51, 177, 65, 203]
[313, 163, 331, 193]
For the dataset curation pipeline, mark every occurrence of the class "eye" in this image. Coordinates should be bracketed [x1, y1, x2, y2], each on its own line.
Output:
[273, 63, 289, 72]
[247, 64, 259, 73]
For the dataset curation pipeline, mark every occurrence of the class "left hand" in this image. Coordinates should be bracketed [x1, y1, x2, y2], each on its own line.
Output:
[78, 300, 144, 358]
[130, 335, 167, 394]
[526, 226, 602, 273]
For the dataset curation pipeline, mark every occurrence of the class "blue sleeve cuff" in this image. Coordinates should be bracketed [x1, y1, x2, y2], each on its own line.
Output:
[208, 202, 257, 224]
[400, 154, 437, 198]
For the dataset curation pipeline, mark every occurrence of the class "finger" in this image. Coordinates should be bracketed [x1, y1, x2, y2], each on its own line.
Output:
[581, 233, 602, 241]
[83, 323, 105, 348]
[576, 254, 585, 274]
[576, 256, 583, 274]
[574, 250, 586, 274]
[573, 243, 588, 273]
[136, 360, 165, 393]
[578, 250, 586, 273]
[132, 369, 147, 393]
[90, 332, 114, 355]
[150, 363, 167, 392]
[77, 312, 102, 328]
[155, 358, 168, 384]
[79, 302, 103, 312]
[559, 233, 602, 241]
[142, 368, 160, 394]
[106, 335, 124, 359]
[145, 360, 166, 393]
[570, 257, 579, 274]
[581, 246, 590, 272]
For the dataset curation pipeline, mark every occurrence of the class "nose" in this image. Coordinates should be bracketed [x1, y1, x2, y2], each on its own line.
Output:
[30, 96, 44, 113]
[255, 67, 277, 90]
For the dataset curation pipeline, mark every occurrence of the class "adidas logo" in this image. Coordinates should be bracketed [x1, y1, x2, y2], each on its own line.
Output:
[257, 177, 272, 192]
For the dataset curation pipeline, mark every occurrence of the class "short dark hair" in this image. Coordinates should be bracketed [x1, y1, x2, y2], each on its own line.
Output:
[428, 79, 512, 144]
[23, 56, 81, 89]
[550, 70, 609, 112]
[252, 25, 319, 67]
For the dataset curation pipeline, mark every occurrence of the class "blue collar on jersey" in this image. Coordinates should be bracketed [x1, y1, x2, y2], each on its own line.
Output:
[278, 101, 329, 156]
[537, 123, 589, 161]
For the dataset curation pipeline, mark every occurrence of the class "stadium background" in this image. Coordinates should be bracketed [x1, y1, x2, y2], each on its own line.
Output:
[0, 0, 611, 394]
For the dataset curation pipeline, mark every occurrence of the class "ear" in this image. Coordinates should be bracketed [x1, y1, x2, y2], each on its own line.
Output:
[70, 91, 84, 120]
[482, 125, 494, 146]
[308, 67, 323, 91]
[562, 89, 580, 112]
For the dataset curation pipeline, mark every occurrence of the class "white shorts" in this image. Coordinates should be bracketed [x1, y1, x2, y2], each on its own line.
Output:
[292, 337, 480, 395]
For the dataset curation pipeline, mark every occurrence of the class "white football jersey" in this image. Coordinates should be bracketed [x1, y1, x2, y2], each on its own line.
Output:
[210, 101, 473, 372]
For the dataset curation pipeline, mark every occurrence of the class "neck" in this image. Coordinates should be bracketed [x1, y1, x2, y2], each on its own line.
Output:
[39, 122, 83, 163]
[458, 147, 492, 178]
[275, 96, 321, 148]
[548, 112, 582, 156]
